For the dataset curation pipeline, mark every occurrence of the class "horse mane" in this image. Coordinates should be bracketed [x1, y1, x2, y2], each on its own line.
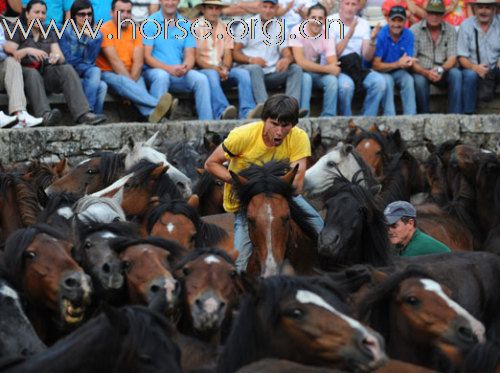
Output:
[235, 161, 318, 240]
[349, 148, 380, 188]
[322, 175, 392, 267]
[146, 199, 228, 247]
[218, 276, 349, 373]
[348, 128, 389, 156]
[477, 158, 500, 215]
[110, 236, 187, 263]
[462, 342, 500, 373]
[376, 152, 411, 206]
[3, 224, 68, 288]
[175, 247, 234, 271]
[90, 152, 126, 186]
[36, 192, 80, 223]
[75, 220, 140, 243]
[25, 160, 56, 189]
[357, 266, 437, 343]
[0, 173, 40, 227]
[126, 160, 182, 201]
[193, 171, 217, 199]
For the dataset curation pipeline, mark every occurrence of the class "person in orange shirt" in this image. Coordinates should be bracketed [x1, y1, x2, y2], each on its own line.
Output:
[96, 0, 176, 122]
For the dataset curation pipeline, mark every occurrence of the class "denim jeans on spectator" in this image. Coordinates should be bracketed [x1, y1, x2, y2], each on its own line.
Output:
[233, 195, 324, 271]
[462, 68, 479, 114]
[101, 72, 160, 117]
[382, 69, 416, 116]
[338, 73, 355, 116]
[413, 67, 463, 114]
[82, 67, 107, 114]
[199, 68, 256, 119]
[143, 68, 213, 120]
[337, 71, 386, 116]
[300, 72, 338, 117]
[239, 63, 302, 105]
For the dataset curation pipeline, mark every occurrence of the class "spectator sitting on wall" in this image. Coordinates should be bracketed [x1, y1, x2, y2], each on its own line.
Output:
[457, 0, 499, 111]
[142, 0, 214, 120]
[373, 5, 417, 115]
[60, 0, 108, 115]
[411, 0, 466, 113]
[96, 0, 177, 122]
[232, 0, 305, 115]
[5, 0, 107, 126]
[327, 0, 388, 116]
[290, 3, 342, 117]
[194, 0, 263, 119]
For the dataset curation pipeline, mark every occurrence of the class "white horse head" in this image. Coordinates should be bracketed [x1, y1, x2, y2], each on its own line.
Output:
[304, 142, 368, 196]
[74, 193, 126, 225]
[120, 132, 192, 199]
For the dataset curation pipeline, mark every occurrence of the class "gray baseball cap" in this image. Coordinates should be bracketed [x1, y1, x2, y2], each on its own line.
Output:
[383, 201, 416, 225]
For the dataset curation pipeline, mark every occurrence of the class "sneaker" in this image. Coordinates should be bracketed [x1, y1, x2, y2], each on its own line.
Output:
[221, 105, 237, 120]
[299, 109, 309, 118]
[0, 111, 18, 128]
[77, 112, 107, 126]
[43, 108, 62, 127]
[246, 103, 264, 119]
[149, 93, 173, 123]
[13, 111, 43, 129]
[167, 98, 179, 120]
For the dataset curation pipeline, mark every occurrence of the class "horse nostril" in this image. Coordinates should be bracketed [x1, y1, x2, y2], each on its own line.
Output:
[458, 325, 474, 341]
[150, 284, 160, 293]
[102, 263, 111, 274]
[64, 277, 79, 288]
[21, 348, 29, 357]
[195, 299, 203, 309]
[219, 301, 226, 311]
[176, 182, 185, 189]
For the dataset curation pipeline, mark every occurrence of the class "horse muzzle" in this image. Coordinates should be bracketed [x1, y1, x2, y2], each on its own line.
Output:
[147, 276, 180, 313]
[191, 291, 227, 333]
[341, 329, 387, 372]
[318, 229, 342, 256]
[98, 259, 125, 291]
[59, 271, 93, 325]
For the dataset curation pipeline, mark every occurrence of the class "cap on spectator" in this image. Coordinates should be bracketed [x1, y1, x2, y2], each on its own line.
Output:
[469, 0, 498, 5]
[389, 5, 407, 19]
[198, 0, 229, 6]
[383, 201, 417, 225]
[426, 0, 446, 13]
[261, 0, 278, 4]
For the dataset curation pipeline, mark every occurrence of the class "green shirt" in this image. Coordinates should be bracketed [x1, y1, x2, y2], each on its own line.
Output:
[399, 229, 451, 257]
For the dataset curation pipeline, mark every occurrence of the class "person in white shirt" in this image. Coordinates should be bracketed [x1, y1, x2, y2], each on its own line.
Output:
[327, 0, 388, 116]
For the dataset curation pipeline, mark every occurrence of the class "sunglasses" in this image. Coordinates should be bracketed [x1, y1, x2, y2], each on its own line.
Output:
[76, 11, 93, 16]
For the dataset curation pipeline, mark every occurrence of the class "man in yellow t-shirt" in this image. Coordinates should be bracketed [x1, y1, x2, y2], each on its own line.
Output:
[204, 94, 324, 270]
[96, 0, 175, 123]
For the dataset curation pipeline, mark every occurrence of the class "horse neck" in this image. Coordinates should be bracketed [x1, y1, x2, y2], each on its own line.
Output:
[287, 220, 318, 275]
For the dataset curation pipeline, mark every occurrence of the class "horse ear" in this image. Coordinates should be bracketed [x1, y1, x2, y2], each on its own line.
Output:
[152, 164, 169, 178]
[37, 186, 49, 207]
[371, 269, 389, 284]
[112, 187, 124, 205]
[103, 304, 129, 335]
[230, 171, 248, 187]
[196, 167, 205, 175]
[347, 119, 357, 129]
[239, 271, 261, 299]
[424, 137, 436, 154]
[368, 123, 379, 132]
[279, 260, 296, 276]
[311, 128, 322, 149]
[391, 130, 403, 148]
[281, 164, 299, 185]
[145, 131, 159, 147]
[54, 158, 67, 177]
[187, 194, 199, 208]
[369, 184, 382, 196]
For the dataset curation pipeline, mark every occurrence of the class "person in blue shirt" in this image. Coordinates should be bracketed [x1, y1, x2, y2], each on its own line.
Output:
[142, 0, 213, 120]
[89, 0, 112, 25]
[60, 0, 107, 114]
[372, 5, 417, 115]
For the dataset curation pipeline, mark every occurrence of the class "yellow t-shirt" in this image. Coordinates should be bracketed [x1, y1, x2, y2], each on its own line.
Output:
[222, 121, 311, 213]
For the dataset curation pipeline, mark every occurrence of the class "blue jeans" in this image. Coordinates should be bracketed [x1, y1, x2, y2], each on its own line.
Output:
[199, 68, 256, 119]
[413, 67, 463, 114]
[239, 63, 303, 104]
[233, 195, 324, 271]
[143, 68, 213, 120]
[301, 72, 338, 117]
[337, 71, 386, 116]
[81, 67, 107, 114]
[382, 69, 416, 116]
[462, 68, 479, 114]
[338, 73, 355, 116]
[101, 71, 160, 116]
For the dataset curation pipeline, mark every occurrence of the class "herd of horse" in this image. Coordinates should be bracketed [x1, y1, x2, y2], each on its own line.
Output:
[0, 121, 499, 372]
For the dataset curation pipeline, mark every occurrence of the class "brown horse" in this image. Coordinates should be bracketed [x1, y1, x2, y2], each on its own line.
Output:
[193, 169, 225, 216]
[44, 152, 126, 196]
[174, 248, 243, 346]
[358, 267, 485, 370]
[230, 161, 319, 277]
[146, 198, 236, 260]
[218, 275, 387, 372]
[3, 224, 92, 345]
[111, 237, 186, 315]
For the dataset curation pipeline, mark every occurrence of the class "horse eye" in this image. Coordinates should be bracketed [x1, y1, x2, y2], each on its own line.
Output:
[247, 218, 256, 227]
[138, 354, 152, 363]
[122, 261, 132, 272]
[215, 180, 224, 186]
[183, 267, 191, 276]
[405, 296, 420, 306]
[86, 169, 99, 175]
[326, 161, 336, 168]
[84, 241, 92, 250]
[287, 308, 304, 320]
[229, 270, 237, 279]
[24, 251, 37, 260]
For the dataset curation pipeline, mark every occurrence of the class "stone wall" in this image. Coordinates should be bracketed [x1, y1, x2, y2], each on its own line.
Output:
[0, 114, 499, 165]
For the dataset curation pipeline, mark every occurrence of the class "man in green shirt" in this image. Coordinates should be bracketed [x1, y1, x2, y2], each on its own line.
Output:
[384, 201, 451, 256]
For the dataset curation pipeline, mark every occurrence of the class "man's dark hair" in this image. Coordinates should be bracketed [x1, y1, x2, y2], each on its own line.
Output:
[307, 3, 327, 17]
[70, 0, 95, 25]
[401, 216, 417, 227]
[112, 0, 132, 10]
[261, 94, 299, 125]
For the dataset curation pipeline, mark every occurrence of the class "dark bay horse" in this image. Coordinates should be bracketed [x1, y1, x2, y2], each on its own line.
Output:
[231, 161, 319, 277]
[357, 267, 485, 370]
[3, 225, 92, 345]
[2, 306, 181, 373]
[217, 275, 387, 373]
[174, 248, 243, 346]
[193, 169, 225, 216]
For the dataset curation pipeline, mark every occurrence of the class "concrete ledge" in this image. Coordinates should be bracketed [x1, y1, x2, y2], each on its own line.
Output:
[0, 114, 499, 165]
